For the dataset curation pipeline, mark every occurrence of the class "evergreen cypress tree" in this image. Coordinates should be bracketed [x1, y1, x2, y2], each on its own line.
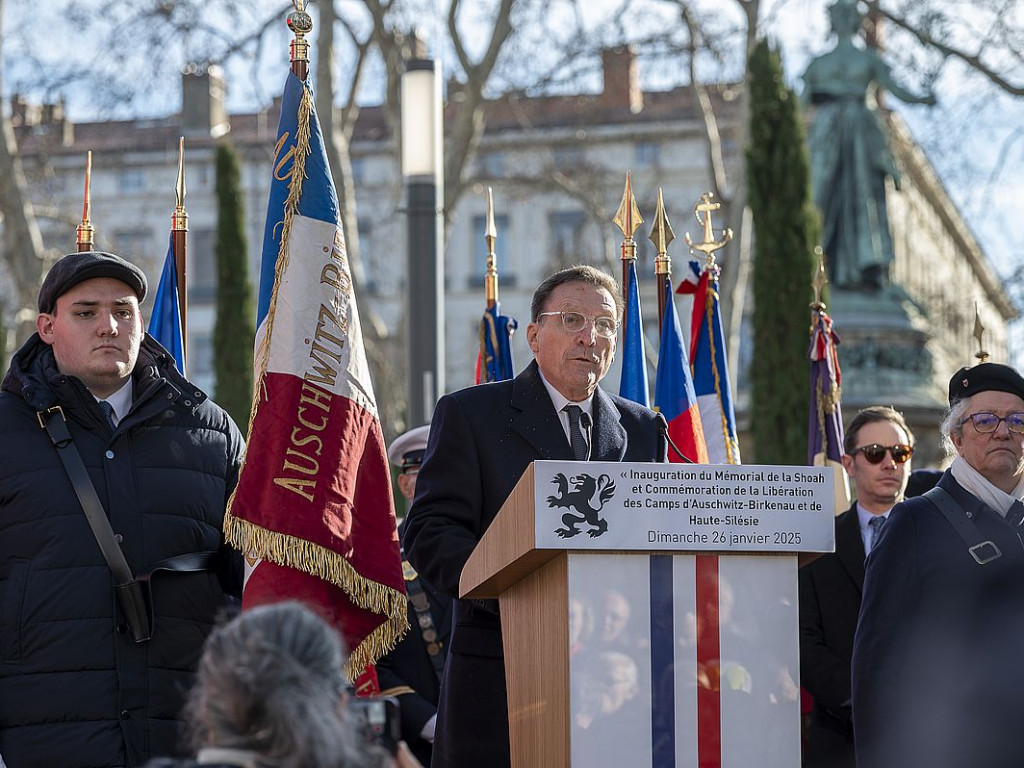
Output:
[213, 141, 256, 430]
[746, 40, 821, 464]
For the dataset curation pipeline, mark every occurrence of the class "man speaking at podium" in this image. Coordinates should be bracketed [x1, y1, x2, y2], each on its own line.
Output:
[404, 265, 664, 767]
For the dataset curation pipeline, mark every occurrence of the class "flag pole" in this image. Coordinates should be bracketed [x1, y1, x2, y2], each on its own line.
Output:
[172, 137, 189, 369]
[649, 187, 675, 331]
[973, 303, 989, 363]
[613, 171, 643, 306]
[287, 0, 312, 81]
[76, 151, 94, 252]
[484, 187, 498, 311]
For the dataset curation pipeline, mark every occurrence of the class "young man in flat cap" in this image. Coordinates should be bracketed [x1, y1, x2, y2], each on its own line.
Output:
[0, 252, 245, 768]
[376, 424, 453, 767]
[852, 363, 1024, 768]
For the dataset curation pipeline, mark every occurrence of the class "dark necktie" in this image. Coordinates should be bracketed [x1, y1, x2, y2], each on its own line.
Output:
[563, 404, 590, 461]
[98, 401, 117, 431]
[868, 514, 886, 552]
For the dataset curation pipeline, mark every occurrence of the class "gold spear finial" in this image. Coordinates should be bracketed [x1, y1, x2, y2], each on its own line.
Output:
[973, 303, 989, 363]
[811, 247, 828, 311]
[76, 151, 94, 251]
[684, 191, 732, 269]
[649, 187, 675, 278]
[484, 187, 498, 306]
[173, 137, 188, 232]
[287, 0, 313, 74]
[613, 171, 644, 263]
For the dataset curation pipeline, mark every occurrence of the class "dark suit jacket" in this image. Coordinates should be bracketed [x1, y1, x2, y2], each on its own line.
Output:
[403, 360, 663, 768]
[375, 553, 452, 767]
[799, 503, 864, 766]
[852, 472, 1024, 768]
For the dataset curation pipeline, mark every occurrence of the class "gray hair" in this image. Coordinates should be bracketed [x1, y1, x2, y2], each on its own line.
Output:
[940, 398, 970, 460]
[531, 265, 623, 322]
[186, 602, 372, 768]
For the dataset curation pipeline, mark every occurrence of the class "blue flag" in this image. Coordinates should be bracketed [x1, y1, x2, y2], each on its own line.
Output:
[477, 303, 517, 384]
[618, 260, 649, 406]
[147, 234, 185, 372]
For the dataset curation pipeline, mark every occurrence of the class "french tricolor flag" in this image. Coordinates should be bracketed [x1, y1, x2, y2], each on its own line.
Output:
[568, 553, 800, 767]
[223, 71, 407, 678]
[654, 278, 709, 464]
[678, 260, 741, 465]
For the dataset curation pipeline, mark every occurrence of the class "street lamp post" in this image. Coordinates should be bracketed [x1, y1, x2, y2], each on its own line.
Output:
[401, 57, 445, 427]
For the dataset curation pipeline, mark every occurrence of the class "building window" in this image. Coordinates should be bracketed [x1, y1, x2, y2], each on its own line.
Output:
[118, 168, 146, 194]
[635, 141, 660, 166]
[113, 229, 154, 260]
[553, 145, 582, 168]
[351, 157, 366, 185]
[357, 218, 377, 294]
[191, 334, 214, 395]
[190, 228, 217, 302]
[469, 214, 515, 288]
[476, 152, 504, 178]
[548, 211, 586, 268]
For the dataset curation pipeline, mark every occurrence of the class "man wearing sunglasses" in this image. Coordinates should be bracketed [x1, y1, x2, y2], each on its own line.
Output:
[853, 363, 1024, 768]
[800, 406, 914, 768]
[403, 265, 664, 768]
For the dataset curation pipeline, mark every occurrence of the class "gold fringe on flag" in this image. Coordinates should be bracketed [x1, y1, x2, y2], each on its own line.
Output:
[225, 81, 408, 681]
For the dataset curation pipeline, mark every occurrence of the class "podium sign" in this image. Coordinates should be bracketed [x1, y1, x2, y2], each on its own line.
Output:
[460, 461, 836, 768]
[533, 461, 835, 553]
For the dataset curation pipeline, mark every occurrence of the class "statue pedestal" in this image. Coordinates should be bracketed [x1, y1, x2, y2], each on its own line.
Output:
[830, 288, 950, 466]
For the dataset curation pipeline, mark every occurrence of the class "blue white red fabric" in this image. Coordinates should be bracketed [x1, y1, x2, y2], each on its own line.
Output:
[808, 308, 850, 507]
[147, 234, 185, 373]
[678, 260, 741, 464]
[619, 260, 650, 406]
[654, 278, 708, 464]
[223, 71, 406, 677]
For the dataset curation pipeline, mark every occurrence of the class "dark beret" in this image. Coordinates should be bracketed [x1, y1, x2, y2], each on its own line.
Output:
[38, 251, 148, 313]
[948, 363, 1024, 405]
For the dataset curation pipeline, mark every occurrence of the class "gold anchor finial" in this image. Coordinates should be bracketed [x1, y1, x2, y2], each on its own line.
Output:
[973, 304, 989, 363]
[684, 191, 732, 269]
[613, 171, 644, 263]
[649, 187, 675, 278]
[484, 187, 498, 306]
[811, 247, 828, 311]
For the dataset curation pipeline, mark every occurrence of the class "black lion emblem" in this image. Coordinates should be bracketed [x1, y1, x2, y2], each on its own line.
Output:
[546, 472, 615, 539]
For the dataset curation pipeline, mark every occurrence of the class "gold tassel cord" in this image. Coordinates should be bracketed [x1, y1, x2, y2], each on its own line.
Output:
[223, 511, 410, 680]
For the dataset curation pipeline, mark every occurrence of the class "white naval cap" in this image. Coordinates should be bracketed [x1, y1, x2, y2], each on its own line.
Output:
[387, 424, 431, 472]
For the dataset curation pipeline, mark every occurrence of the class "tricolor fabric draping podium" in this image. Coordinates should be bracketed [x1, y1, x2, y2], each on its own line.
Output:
[460, 460, 835, 768]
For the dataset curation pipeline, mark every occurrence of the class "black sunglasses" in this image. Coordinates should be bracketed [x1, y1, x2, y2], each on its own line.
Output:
[849, 443, 914, 465]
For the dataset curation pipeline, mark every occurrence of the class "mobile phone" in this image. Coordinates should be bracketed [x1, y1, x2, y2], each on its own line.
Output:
[348, 695, 401, 756]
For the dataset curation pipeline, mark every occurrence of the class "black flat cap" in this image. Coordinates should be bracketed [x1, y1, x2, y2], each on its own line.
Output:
[38, 251, 148, 313]
[949, 363, 1024, 405]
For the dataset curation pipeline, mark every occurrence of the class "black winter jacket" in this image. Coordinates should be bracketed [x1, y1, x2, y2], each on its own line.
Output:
[0, 334, 245, 768]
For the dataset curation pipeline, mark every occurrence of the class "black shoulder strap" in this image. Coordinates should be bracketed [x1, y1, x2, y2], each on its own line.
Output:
[37, 406, 136, 585]
[923, 486, 1002, 565]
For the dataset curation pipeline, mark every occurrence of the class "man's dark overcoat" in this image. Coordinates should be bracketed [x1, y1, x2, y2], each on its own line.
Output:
[799, 503, 863, 767]
[852, 471, 1024, 768]
[0, 334, 244, 768]
[403, 360, 663, 768]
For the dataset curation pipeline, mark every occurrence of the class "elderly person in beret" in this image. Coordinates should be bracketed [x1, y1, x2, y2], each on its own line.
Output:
[0, 252, 245, 767]
[852, 363, 1024, 768]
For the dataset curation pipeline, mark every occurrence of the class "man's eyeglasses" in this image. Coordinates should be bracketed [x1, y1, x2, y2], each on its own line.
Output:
[537, 311, 618, 338]
[848, 443, 914, 465]
[960, 412, 1024, 434]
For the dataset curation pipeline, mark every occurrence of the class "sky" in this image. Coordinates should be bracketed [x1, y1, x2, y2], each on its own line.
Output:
[3, 0, 1022, 349]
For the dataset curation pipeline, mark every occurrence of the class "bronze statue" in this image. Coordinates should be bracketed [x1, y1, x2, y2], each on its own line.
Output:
[803, 0, 935, 290]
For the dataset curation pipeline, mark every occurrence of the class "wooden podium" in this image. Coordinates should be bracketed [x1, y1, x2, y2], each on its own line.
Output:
[460, 460, 834, 768]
